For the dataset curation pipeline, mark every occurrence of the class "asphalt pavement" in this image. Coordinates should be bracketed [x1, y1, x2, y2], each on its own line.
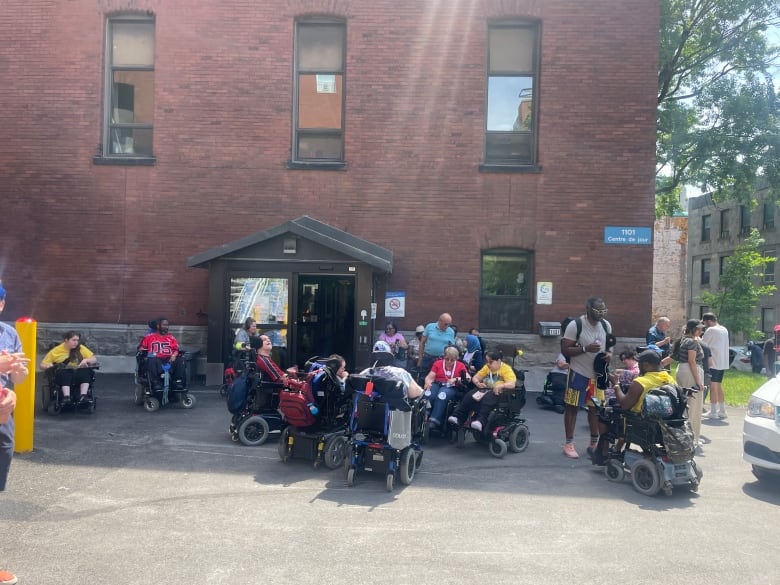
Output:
[2, 374, 779, 585]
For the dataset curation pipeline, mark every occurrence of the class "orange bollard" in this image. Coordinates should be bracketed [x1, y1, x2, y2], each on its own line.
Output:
[14, 317, 36, 453]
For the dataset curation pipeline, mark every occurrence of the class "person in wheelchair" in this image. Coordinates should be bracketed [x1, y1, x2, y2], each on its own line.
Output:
[360, 341, 424, 400]
[40, 331, 98, 403]
[447, 349, 516, 432]
[590, 349, 674, 464]
[423, 346, 470, 429]
[138, 318, 186, 391]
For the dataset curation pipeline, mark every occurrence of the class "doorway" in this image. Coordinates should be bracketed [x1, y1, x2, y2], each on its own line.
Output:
[295, 275, 355, 368]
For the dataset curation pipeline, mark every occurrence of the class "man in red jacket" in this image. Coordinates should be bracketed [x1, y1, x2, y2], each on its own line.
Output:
[139, 318, 186, 391]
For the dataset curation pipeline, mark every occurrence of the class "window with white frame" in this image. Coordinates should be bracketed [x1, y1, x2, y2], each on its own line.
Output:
[104, 15, 155, 158]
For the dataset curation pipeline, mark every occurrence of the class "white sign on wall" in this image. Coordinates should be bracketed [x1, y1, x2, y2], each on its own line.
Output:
[536, 281, 553, 305]
[385, 291, 406, 317]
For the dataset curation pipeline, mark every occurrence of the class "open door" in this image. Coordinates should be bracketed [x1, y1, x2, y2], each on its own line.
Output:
[295, 275, 355, 368]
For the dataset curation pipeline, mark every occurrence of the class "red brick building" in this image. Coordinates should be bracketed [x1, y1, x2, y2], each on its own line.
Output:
[0, 0, 659, 373]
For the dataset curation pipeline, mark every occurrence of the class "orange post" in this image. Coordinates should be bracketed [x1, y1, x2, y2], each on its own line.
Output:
[14, 317, 36, 452]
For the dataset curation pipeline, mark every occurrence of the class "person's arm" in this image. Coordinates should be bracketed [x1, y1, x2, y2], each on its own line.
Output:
[1, 351, 29, 383]
[493, 364, 517, 394]
[79, 346, 98, 367]
[396, 334, 408, 349]
[256, 354, 285, 383]
[0, 387, 17, 424]
[616, 379, 644, 410]
[423, 366, 437, 390]
[417, 335, 428, 365]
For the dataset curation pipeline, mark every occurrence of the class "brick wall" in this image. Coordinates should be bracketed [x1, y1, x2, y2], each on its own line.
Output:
[0, 0, 659, 338]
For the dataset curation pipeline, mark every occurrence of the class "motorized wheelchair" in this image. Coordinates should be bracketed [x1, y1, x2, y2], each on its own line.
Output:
[591, 384, 702, 497]
[536, 370, 567, 414]
[134, 349, 196, 412]
[277, 356, 352, 469]
[424, 372, 469, 441]
[344, 372, 427, 491]
[43, 363, 99, 415]
[226, 344, 285, 446]
[449, 370, 530, 458]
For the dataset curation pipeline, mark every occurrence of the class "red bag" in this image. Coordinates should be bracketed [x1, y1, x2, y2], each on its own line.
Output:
[279, 380, 317, 427]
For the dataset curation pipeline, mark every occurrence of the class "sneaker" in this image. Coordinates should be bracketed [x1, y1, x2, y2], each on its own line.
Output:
[706, 411, 718, 419]
[563, 443, 579, 459]
[0, 570, 18, 585]
[717, 411, 728, 419]
[447, 415, 459, 425]
[470, 420, 483, 432]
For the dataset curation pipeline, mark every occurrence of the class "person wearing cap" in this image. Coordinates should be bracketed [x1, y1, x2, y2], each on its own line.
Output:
[406, 325, 425, 372]
[672, 319, 706, 445]
[590, 350, 674, 464]
[560, 297, 613, 459]
[0, 282, 30, 585]
[362, 341, 423, 399]
[700, 312, 729, 419]
[417, 313, 455, 377]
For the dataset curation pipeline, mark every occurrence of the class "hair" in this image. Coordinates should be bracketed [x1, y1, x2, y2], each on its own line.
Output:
[243, 317, 256, 331]
[619, 349, 637, 361]
[656, 317, 670, 326]
[443, 346, 460, 359]
[63, 330, 84, 363]
[157, 317, 168, 328]
[701, 312, 717, 322]
[385, 321, 397, 332]
[485, 349, 503, 362]
[586, 296, 605, 310]
[469, 327, 479, 335]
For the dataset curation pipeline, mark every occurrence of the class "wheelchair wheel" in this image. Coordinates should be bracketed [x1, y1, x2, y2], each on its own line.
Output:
[179, 393, 196, 409]
[456, 427, 466, 449]
[278, 427, 291, 462]
[346, 465, 356, 487]
[144, 397, 161, 412]
[489, 438, 508, 459]
[238, 415, 270, 446]
[605, 459, 625, 482]
[508, 424, 530, 453]
[47, 399, 62, 416]
[399, 448, 416, 485]
[323, 435, 348, 470]
[386, 473, 395, 492]
[133, 384, 145, 406]
[631, 458, 661, 496]
[86, 397, 97, 414]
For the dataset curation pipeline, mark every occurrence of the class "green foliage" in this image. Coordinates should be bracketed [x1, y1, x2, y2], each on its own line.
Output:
[699, 228, 776, 338]
[656, 0, 780, 216]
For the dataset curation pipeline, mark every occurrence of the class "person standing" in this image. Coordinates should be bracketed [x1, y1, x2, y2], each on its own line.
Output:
[672, 319, 706, 445]
[646, 317, 672, 355]
[416, 313, 455, 377]
[560, 297, 613, 459]
[747, 340, 764, 374]
[763, 335, 777, 379]
[701, 313, 730, 419]
[1, 283, 30, 585]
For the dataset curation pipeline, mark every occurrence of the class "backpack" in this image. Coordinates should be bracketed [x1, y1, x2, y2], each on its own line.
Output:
[563, 316, 613, 363]
[226, 372, 250, 414]
[279, 380, 317, 427]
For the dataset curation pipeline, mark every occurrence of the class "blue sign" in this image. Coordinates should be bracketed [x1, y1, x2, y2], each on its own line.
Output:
[604, 226, 652, 245]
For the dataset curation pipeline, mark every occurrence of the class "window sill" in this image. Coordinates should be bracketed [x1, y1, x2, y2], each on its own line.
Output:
[479, 163, 542, 174]
[286, 160, 347, 171]
[93, 156, 156, 166]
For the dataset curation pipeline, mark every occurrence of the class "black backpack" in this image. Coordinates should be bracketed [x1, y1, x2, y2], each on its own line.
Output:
[226, 372, 250, 414]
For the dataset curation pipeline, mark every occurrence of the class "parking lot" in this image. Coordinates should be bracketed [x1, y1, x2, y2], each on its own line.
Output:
[2, 375, 780, 585]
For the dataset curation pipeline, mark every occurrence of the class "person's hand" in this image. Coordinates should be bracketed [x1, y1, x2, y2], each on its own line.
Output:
[0, 351, 29, 376]
[584, 341, 602, 353]
[492, 385, 502, 396]
[0, 387, 17, 424]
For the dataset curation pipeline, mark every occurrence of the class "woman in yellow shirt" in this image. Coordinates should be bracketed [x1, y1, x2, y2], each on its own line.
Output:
[40, 331, 97, 402]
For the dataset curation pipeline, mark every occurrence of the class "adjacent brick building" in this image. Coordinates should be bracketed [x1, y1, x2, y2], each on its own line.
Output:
[0, 0, 659, 371]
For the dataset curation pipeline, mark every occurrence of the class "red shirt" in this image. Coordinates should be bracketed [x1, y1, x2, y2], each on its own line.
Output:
[140, 333, 179, 358]
[429, 358, 468, 383]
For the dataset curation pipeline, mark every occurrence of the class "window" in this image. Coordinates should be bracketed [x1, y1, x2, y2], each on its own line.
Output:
[761, 308, 775, 335]
[102, 15, 155, 159]
[291, 20, 345, 165]
[483, 22, 539, 168]
[764, 201, 775, 230]
[719, 209, 730, 239]
[700, 258, 711, 286]
[764, 250, 775, 284]
[719, 255, 729, 276]
[701, 214, 711, 242]
[740, 205, 751, 236]
[479, 249, 533, 331]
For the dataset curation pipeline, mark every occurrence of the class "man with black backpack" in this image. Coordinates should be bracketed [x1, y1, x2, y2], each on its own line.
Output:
[560, 297, 614, 459]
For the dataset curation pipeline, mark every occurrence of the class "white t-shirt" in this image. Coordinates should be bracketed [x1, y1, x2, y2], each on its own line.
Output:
[563, 316, 609, 379]
[701, 324, 729, 370]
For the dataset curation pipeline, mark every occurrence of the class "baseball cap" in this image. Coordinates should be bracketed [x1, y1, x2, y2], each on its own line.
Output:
[415, 325, 425, 334]
[638, 349, 662, 366]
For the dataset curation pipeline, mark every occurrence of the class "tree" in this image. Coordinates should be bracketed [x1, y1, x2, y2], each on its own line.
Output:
[657, 0, 780, 215]
[699, 228, 776, 338]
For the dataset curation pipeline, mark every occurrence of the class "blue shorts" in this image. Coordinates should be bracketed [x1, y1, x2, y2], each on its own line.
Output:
[564, 370, 603, 408]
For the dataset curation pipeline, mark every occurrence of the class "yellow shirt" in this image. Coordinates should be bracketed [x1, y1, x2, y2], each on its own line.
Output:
[629, 370, 674, 413]
[41, 342, 95, 367]
[474, 362, 516, 389]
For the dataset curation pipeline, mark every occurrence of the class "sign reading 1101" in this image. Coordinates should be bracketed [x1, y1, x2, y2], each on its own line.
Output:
[603, 226, 652, 245]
